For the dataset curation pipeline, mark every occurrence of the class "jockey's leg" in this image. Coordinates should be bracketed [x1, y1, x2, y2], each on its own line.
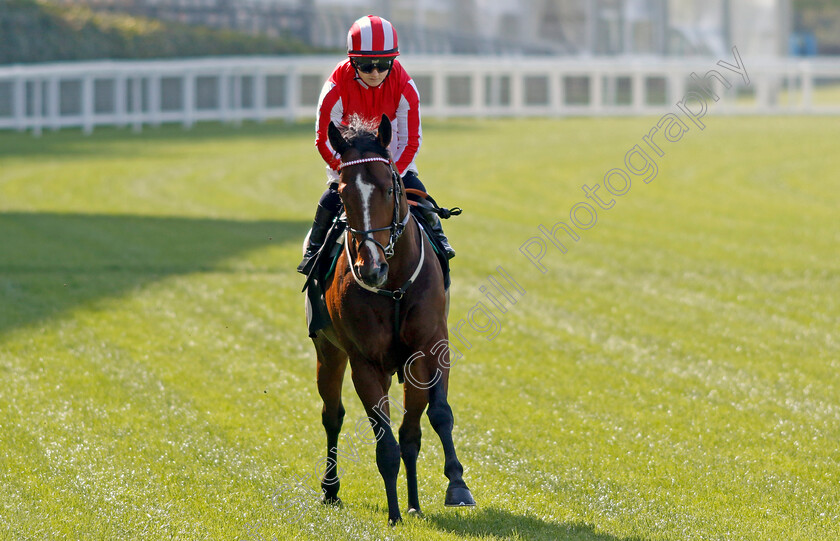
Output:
[402, 172, 455, 260]
[297, 183, 341, 274]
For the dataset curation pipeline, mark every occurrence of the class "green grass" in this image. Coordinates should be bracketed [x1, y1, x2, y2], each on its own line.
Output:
[1, 115, 838, 541]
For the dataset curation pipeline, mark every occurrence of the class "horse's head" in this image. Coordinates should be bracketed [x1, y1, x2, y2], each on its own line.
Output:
[329, 115, 405, 289]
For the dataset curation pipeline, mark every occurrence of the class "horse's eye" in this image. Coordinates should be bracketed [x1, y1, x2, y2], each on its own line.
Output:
[387, 187, 394, 196]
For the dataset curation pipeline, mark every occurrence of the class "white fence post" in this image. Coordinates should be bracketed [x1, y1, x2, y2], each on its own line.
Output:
[231, 72, 241, 126]
[801, 62, 813, 113]
[590, 69, 603, 113]
[669, 69, 686, 106]
[510, 69, 524, 116]
[115, 74, 126, 128]
[432, 70, 446, 118]
[149, 74, 161, 128]
[471, 68, 484, 117]
[32, 78, 42, 137]
[47, 76, 59, 131]
[219, 71, 230, 124]
[82, 75, 94, 135]
[183, 72, 195, 129]
[547, 70, 560, 116]
[285, 66, 298, 123]
[13, 75, 26, 132]
[131, 76, 143, 133]
[254, 69, 266, 123]
[632, 70, 645, 113]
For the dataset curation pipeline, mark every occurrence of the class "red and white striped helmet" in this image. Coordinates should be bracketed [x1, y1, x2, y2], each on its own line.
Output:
[347, 15, 399, 58]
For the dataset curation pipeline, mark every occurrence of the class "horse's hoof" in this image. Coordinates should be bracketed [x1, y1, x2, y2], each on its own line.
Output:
[388, 516, 403, 527]
[407, 507, 424, 518]
[444, 486, 476, 507]
[321, 495, 342, 507]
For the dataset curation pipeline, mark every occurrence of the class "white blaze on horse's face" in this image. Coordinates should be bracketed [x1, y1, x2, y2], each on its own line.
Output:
[357, 174, 384, 268]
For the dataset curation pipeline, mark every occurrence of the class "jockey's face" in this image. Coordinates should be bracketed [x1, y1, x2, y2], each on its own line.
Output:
[353, 58, 391, 87]
[358, 67, 389, 87]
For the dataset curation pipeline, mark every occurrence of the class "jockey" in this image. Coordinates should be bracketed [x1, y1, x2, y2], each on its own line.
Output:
[297, 14, 455, 274]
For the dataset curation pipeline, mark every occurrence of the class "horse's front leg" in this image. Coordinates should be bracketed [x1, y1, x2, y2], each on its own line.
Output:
[350, 362, 402, 525]
[314, 336, 348, 504]
[400, 378, 428, 516]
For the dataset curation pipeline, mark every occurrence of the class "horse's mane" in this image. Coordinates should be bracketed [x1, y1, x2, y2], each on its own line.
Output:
[340, 115, 389, 158]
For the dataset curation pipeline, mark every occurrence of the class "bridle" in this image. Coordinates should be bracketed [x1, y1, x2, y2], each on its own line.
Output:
[338, 156, 409, 259]
[338, 155, 426, 334]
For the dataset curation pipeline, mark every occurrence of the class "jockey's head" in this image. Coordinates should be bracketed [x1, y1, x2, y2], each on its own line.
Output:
[347, 15, 399, 87]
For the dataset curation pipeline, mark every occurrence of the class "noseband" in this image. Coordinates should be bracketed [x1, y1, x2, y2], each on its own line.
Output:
[339, 157, 409, 259]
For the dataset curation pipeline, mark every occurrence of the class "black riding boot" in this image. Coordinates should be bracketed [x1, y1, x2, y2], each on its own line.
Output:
[414, 198, 456, 260]
[297, 203, 338, 274]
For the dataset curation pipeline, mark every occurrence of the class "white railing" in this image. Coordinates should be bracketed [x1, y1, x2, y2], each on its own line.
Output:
[1, 55, 839, 134]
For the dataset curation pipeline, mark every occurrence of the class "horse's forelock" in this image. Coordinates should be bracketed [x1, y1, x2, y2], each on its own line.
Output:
[340, 115, 389, 158]
[344, 114, 379, 135]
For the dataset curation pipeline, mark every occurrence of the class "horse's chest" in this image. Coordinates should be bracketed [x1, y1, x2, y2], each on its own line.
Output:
[333, 296, 400, 354]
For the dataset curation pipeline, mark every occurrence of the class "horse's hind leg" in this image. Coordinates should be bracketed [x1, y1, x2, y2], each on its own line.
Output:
[427, 379, 475, 507]
[399, 381, 427, 516]
[314, 335, 348, 505]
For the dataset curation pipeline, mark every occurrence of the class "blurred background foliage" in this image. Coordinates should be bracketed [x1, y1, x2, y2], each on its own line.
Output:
[0, 0, 322, 65]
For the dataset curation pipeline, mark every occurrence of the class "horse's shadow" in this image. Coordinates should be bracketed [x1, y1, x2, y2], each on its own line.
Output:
[0, 211, 308, 337]
[422, 507, 646, 541]
[348, 503, 645, 540]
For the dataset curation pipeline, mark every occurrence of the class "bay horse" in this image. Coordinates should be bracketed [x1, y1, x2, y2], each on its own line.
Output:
[307, 115, 474, 524]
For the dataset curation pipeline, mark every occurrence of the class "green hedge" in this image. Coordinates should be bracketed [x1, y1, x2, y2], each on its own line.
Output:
[0, 0, 322, 64]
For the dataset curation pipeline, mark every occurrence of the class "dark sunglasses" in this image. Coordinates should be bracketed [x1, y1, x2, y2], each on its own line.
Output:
[353, 58, 393, 74]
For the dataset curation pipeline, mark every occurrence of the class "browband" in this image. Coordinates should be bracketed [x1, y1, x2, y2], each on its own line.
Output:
[338, 157, 391, 170]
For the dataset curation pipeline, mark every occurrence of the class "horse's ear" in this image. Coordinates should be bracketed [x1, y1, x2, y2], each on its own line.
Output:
[328, 122, 348, 156]
[377, 114, 392, 149]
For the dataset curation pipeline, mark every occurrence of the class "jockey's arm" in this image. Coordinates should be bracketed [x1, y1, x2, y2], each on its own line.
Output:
[392, 79, 422, 177]
[315, 79, 343, 176]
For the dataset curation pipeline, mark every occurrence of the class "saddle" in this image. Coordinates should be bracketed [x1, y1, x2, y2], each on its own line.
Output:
[303, 207, 452, 338]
